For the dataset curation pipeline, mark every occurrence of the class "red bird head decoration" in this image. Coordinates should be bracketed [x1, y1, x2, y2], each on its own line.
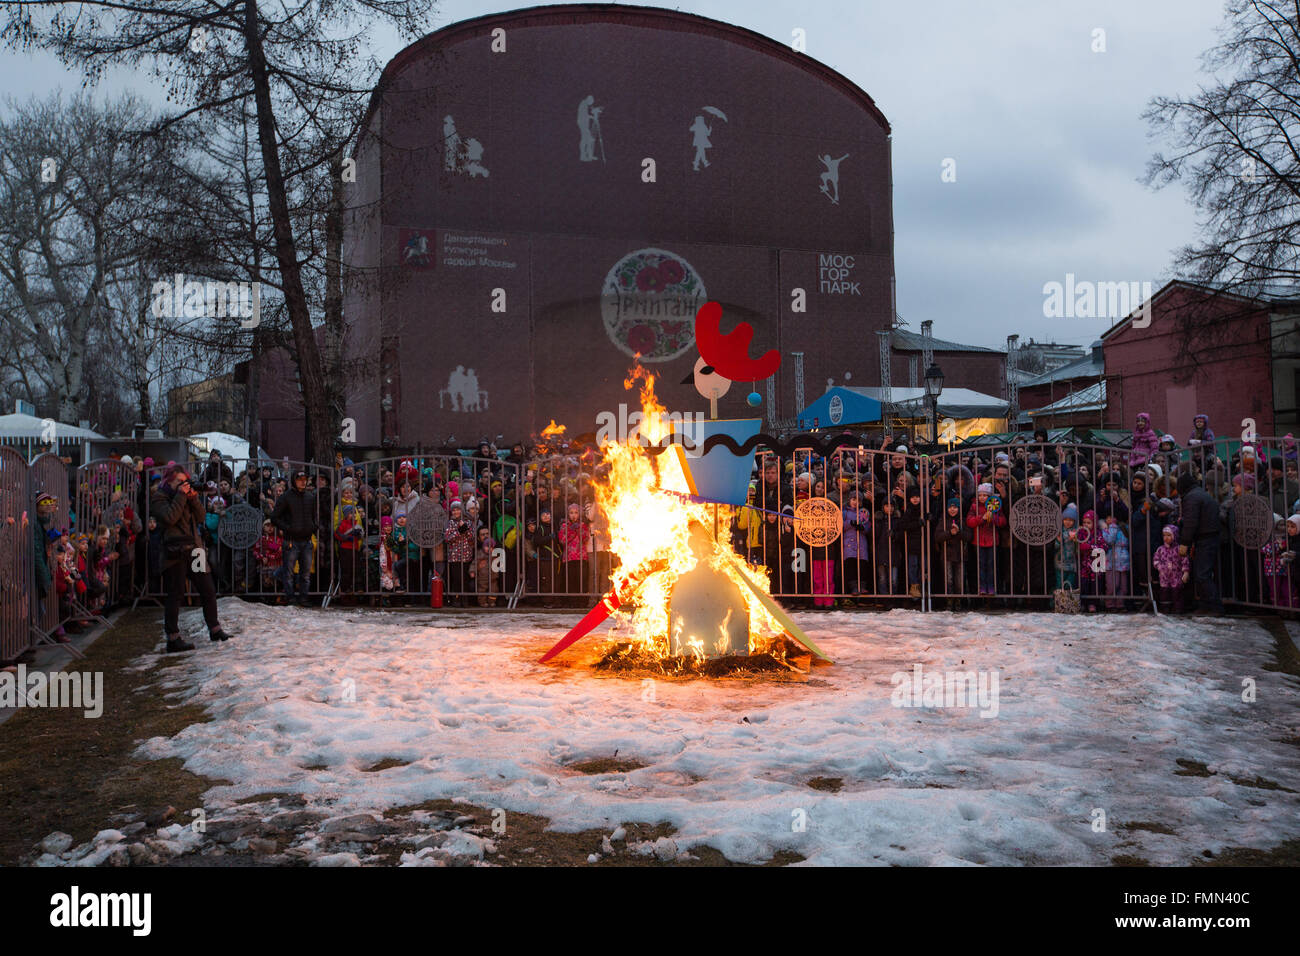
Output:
[692, 301, 781, 382]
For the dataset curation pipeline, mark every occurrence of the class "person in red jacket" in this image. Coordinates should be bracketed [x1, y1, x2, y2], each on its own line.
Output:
[334, 504, 365, 599]
[557, 501, 590, 607]
[253, 519, 285, 595]
[966, 482, 1006, 595]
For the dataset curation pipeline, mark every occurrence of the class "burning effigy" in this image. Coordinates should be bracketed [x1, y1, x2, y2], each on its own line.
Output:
[540, 303, 829, 678]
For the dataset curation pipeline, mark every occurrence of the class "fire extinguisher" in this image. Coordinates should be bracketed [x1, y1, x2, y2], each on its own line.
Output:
[430, 568, 444, 609]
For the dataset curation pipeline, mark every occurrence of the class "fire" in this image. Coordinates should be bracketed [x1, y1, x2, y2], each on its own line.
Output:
[537, 419, 567, 454]
[594, 368, 787, 668]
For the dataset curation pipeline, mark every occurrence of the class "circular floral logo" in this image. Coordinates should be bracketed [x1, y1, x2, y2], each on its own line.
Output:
[600, 248, 705, 362]
[794, 496, 843, 548]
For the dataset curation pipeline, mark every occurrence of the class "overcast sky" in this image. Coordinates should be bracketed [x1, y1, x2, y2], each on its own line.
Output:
[0, 0, 1230, 351]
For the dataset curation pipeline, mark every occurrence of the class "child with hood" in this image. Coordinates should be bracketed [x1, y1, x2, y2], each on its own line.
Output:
[1129, 412, 1160, 467]
[933, 495, 973, 604]
[1187, 413, 1215, 466]
[966, 483, 1005, 595]
[1287, 513, 1300, 605]
[253, 519, 285, 594]
[896, 483, 926, 599]
[444, 499, 476, 606]
[1055, 503, 1080, 590]
[334, 502, 366, 597]
[1077, 509, 1102, 611]
[557, 501, 590, 607]
[378, 515, 398, 592]
[841, 491, 872, 597]
[1152, 525, 1190, 613]
[1261, 514, 1295, 608]
[1101, 513, 1131, 609]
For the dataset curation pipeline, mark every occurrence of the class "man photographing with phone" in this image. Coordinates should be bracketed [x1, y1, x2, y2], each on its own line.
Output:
[151, 463, 230, 652]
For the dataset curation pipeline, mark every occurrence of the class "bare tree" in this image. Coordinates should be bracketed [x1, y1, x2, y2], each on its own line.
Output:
[1144, 0, 1300, 290]
[3, 0, 436, 464]
[0, 92, 184, 422]
[1143, 0, 1300, 371]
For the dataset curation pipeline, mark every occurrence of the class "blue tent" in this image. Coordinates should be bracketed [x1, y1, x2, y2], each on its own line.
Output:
[796, 387, 883, 429]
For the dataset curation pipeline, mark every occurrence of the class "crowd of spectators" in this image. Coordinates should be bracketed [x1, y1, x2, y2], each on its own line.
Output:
[8, 407, 1297, 662]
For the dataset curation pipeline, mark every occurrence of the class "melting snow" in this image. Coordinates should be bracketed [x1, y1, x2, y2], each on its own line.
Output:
[131, 598, 1300, 866]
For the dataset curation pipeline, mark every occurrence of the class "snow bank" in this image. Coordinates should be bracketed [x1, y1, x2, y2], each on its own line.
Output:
[134, 599, 1300, 865]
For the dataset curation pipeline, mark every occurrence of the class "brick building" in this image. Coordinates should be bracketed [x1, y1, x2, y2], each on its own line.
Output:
[342, 4, 897, 449]
[1101, 280, 1300, 439]
[1018, 340, 1107, 428]
[888, 328, 1005, 394]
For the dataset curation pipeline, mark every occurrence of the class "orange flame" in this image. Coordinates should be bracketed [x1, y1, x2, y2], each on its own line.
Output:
[595, 367, 785, 667]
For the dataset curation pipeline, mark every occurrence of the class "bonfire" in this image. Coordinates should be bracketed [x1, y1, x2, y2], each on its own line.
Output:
[540, 367, 828, 678]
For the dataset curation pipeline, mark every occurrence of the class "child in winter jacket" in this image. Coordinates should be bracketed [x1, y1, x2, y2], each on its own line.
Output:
[557, 502, 590, 606]
[1101, 514, 1131, 609]
[1129, 412, 1160, 467]
[934, 496, 973, 604]
[840, 493, 871, 596]
[895, 486, 925, 599]
[966, 483, 1005, 595]
[1187, 413, 1215, 470]
[1055, 503, 1080, 589]
[253, 520, 285, 592]
[1077, 510, 1102, 611]
[1152, 525, 1190, 613]
[1261, 515, 1295, 609]
[378, 515, 398, 592]
[443, 499, 475, 606]
[335, 504, 366, 595]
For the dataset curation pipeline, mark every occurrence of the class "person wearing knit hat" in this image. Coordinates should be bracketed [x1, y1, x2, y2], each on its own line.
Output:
[1152, 523, 1190, 613]
[1054, 502, 1081, 590]
[1262, 512, 1295, 608]
[968, 482, 1004, 595]
[931, 494, 971, 604]
[1154, 497, 1177, 525]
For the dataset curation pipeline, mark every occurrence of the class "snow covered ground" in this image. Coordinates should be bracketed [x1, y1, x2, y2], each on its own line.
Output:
[122, 599, 1300, 865]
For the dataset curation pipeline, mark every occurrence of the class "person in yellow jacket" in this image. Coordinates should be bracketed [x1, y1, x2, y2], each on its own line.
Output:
[733, 482, 764, 563]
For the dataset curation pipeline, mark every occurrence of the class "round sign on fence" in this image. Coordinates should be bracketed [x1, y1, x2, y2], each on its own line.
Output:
[1232, 493, 1274, 550]
[218, 503, 264, 549]
[1009, 494, 1062, 547]
[406, 498, 449, 548]
[794, 496, 842, 548]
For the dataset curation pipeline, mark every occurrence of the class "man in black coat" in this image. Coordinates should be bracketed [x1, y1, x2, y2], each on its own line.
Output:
[151, 465, 229, 652]
[200, 450, 234, 486]
[270, 470, 319, 606]
[1177, 472, 1224, 615]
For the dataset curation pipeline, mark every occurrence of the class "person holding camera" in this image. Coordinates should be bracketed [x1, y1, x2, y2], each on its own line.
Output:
[151, 464, 230, 652]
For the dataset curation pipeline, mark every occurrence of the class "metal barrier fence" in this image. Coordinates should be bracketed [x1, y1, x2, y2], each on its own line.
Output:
[0, 447, 31, 662]
[4, 433, 1300, 664]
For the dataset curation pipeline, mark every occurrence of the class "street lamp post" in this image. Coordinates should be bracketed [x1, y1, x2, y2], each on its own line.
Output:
[924, 363, 945, 444]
